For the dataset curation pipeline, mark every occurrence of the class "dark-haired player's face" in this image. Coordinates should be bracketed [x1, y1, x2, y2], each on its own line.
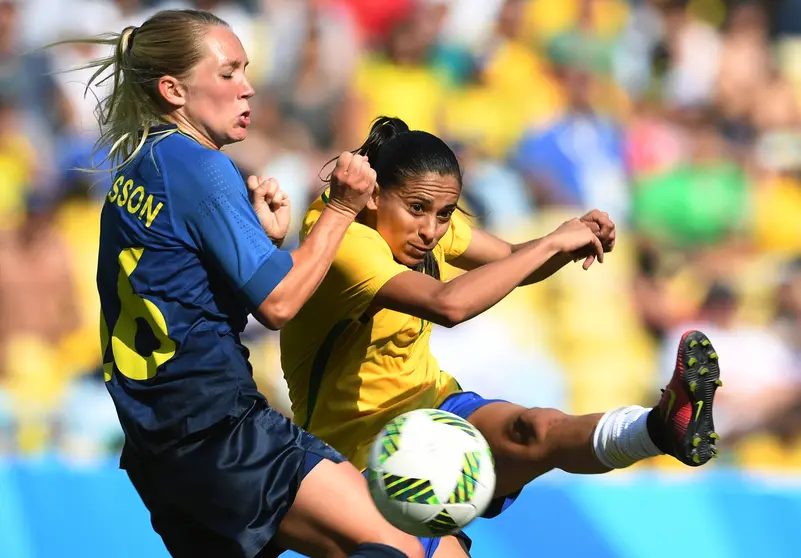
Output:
[182, 26, 254, 147]
[374, 172, 461, 267]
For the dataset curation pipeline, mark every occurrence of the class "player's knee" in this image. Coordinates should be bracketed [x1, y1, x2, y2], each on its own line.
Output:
[510, 407, 569, 454]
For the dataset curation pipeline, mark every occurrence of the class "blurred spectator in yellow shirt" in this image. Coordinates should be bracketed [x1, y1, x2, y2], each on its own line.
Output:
[353, 10, 446, 134]
[0, 95, 35, 227]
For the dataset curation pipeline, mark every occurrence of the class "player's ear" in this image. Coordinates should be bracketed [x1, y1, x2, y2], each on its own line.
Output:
[366, 184, 380, 211]
[158, 75, 187, 107]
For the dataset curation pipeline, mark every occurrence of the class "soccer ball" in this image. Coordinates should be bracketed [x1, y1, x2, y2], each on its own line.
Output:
[366, 409, 496, 538]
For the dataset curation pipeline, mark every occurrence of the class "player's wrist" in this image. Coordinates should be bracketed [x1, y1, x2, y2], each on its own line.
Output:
[321, 201, 360, 223]
[535, 234, 562, 258]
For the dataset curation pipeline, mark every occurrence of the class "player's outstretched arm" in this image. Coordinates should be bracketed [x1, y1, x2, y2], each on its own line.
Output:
[253, 152, 376, 330]
[373, 218, 604, 328]
[449, 209, 616, 284]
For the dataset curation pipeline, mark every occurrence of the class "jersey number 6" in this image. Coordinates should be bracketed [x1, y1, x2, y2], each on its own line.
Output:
[100, 247, 176, 381]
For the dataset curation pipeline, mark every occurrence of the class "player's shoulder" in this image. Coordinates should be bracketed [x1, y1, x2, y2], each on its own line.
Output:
[154, 131, 235, 172]
[150, 130, 242, 194]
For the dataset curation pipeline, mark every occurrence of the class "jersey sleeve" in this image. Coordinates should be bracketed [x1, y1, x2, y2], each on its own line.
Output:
[169, 150, 293, 309]
[332, 224, 409, 312]
[439, 209, 474, 261]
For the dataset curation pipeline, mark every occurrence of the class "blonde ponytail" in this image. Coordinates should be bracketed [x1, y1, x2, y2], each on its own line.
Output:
[47, 10, 229, 171]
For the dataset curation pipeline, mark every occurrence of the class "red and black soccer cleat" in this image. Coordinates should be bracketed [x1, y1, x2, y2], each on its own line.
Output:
[651, 330, 723, 466]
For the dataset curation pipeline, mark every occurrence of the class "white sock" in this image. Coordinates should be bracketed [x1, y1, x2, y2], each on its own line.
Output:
[592, 406, 663, 469]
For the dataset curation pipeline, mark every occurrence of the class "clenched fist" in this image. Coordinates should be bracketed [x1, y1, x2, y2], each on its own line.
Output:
[247, 176, 291, 246]
[326, 152, 377, 219]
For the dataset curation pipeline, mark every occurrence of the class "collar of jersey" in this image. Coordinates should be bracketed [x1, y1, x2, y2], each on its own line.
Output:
[150, 124, 178, 134]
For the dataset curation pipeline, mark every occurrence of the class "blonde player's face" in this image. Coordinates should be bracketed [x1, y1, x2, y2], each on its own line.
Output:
[375, 173, 462, 267]
[182, 26, 254, 147]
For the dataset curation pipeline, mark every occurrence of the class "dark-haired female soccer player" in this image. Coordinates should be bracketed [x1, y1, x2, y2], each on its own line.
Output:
[281, 116, 723, 557]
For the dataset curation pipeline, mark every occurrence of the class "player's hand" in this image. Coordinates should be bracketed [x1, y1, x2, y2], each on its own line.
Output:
[246, 176, 291, 246]
[579, 209, 616, 269]
[545, 218, 604, 270]
[326, 152, 377, 219]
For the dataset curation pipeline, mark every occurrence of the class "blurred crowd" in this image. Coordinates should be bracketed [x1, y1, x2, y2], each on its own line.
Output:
[1, 0, 801, 471]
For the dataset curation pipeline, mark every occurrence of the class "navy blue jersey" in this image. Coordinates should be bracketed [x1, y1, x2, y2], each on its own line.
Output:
[97, 127, 293, 456]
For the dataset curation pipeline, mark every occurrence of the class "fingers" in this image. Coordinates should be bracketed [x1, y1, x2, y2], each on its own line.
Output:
[333, 152, 374, 189]
[580, 235, 604, 270]
[592, 233, 604, 264]
[247, 176, 280, 201]
[581, 209, 615, 252]
[335, 152, 369, 178]
[334, 151, 353, 173]
[263, 178, 279, 202]
[246, 175, 260, 192]
[599, 218, 614, 250]
[607, 227, 616, 251]
[345, 152, 365, 177]
[582, 210, 612, 231]
[270, 189, 291, 209]
[584, 220, 601, 235]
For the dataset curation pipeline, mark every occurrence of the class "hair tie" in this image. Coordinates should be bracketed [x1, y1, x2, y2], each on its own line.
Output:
[127, 27, 139, 53]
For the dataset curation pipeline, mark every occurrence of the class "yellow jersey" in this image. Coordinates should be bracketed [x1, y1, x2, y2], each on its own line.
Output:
[280, 195, 473, 469]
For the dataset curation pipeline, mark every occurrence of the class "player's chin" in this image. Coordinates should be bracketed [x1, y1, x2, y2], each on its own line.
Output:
[227, 126, 248, 143]
[396, 250, 425, 267]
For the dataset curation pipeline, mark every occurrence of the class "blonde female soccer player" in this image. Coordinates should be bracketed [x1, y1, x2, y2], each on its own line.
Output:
[280, 116, 723, 557]
[66, 10, 424, 558]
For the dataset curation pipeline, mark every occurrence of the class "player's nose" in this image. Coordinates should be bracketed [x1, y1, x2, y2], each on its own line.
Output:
[418, 217, 436, 245]
[241, 78, 255, 99]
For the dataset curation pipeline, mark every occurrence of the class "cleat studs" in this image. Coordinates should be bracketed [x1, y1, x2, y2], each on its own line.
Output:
[702, 340, 711, 347]
[693, 436, 701, 447]
[714, 379, 723, 387]
[690, 381, 698, 393]
[689, 340, 699, 348]
[700, 368, 709, 376]
[711, 453, 719, 459]
[693, 454, 701, 464]
[688, 357, 698, 367]
[710, 433, 719, 440]
[709, 353, 718, 360]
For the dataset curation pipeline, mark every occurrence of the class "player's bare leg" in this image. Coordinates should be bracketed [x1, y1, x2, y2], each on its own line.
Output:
[273, 459, 424, 558]
[466, 330, 723, 497]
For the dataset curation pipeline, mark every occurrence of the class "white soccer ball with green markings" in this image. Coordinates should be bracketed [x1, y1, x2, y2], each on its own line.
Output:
[366, 408, 496, 538]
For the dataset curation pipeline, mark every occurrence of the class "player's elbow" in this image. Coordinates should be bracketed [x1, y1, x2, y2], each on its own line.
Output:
[434, 299, 468, 328]
[253, 301, 295, 330]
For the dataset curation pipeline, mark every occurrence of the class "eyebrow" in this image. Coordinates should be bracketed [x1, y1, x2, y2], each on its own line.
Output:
[406, 194, 434, 204]
[223, 59, 249, 69]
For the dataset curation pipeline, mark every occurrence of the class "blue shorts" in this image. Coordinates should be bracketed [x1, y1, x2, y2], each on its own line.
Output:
[124, 398, 345, 558]
[367, 391, 521, 558]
